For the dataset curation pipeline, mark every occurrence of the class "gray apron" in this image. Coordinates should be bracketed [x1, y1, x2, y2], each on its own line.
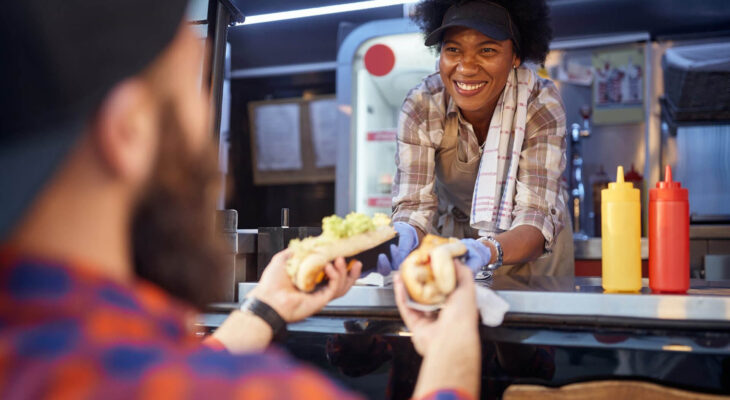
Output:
[430, 116, 574, 277]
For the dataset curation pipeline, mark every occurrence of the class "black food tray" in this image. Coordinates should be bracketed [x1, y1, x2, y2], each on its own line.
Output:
[345, 235, 398, 273]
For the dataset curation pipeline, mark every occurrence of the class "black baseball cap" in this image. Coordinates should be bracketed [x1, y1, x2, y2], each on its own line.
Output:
[424, 0, 521, 52]
[0, 0, 189, 241]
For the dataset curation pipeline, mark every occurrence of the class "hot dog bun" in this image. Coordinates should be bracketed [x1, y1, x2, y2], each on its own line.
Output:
[400, 234, 467, 304]
[286, 213, 396, 292]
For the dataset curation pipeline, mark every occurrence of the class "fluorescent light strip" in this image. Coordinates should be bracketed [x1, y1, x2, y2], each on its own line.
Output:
[236, 0, 418, 26]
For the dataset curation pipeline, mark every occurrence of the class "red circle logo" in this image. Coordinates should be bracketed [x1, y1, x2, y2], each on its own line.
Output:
[364, 44, 395, 77]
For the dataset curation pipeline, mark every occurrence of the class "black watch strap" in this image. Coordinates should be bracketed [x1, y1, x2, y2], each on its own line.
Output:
[240, 297, 287, 339]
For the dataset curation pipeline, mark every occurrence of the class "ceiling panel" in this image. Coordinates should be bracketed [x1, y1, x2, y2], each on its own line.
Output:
[226, 0, 730, 73]
[228, 5, 403, 70]
[231, 0, 372, 17]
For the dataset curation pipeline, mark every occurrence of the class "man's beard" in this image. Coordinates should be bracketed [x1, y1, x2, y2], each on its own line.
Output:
[131, 104, 228, 309]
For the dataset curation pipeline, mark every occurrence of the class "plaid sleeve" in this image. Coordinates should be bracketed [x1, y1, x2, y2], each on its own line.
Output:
[391, 87, 440, 234]
[127, 346, 364, 400]
[511, 79, 567, 251]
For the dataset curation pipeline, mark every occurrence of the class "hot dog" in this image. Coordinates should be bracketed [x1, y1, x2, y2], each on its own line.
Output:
[286, 213, 396, 292]
[400, 234, 467, 304]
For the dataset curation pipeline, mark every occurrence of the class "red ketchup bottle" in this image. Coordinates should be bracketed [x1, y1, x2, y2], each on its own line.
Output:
[649, 166, 689, 293]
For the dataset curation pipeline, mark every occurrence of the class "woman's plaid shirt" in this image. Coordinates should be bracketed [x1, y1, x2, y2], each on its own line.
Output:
[391, 73, 568, 251]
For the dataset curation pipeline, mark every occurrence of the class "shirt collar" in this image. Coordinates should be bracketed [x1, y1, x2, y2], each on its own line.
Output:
[446, 94, 459, 118]
[446, 95, 475, 129]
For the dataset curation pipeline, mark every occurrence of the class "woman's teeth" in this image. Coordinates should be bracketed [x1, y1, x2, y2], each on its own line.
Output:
[456, 81, 486, 91]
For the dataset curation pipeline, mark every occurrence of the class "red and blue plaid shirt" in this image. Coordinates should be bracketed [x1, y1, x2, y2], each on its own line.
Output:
[0, 251, 470, 400]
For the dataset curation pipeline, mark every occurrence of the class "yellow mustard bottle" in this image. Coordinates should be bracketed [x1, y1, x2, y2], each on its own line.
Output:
[601, 166, 642, 292]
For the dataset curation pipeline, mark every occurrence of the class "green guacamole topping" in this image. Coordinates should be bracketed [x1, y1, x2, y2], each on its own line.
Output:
[321, 212, 389, 239]
[321, 215, 347, 238]
[343, 212, 375, 237]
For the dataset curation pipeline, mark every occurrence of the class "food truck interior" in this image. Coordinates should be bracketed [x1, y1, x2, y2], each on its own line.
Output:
[11, 0, 719, 398]
[7, 0, 730, 398]
[178, 0, 730, 398]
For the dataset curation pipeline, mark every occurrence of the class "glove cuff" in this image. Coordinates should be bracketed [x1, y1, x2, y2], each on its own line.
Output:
[393, 221, 419, 249]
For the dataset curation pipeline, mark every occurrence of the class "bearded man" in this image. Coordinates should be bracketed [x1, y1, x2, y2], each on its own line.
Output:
[0, 1, 481, 399]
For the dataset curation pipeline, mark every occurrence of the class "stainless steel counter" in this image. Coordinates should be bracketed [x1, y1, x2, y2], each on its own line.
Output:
[238, 276, 730, 323]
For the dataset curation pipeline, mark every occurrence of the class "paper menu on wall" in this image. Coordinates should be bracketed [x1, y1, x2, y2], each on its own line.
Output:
[309, 98, 338, 168]
[254, 103, 303, 171]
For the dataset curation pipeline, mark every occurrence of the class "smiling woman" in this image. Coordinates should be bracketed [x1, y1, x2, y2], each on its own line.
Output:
[386, 0, 575, 278]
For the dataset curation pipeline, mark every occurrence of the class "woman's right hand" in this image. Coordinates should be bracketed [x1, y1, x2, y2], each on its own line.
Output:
[373, 222, 419, 275]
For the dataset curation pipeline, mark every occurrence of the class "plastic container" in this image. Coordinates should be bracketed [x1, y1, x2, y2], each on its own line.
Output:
[601, 166, 642, 292]
[623, 164, 643, 191]
[649, 166, 690, 293]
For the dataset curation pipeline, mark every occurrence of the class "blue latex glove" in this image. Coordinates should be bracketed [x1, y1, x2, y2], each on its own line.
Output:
[373, 222, 419, 276]
[460, 238, 492, 272]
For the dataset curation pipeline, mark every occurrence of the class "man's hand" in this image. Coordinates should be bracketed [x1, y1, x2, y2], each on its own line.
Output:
[394, 260, 481, 398]
[393, 260, 479, 355]
[249, 249, 362, 323]
[213, 250, 362, 353]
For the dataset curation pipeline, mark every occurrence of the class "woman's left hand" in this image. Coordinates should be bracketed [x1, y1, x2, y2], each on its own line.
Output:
[460, 238, 492, 271]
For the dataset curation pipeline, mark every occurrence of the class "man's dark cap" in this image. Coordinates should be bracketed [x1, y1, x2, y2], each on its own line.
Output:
[0, 0, 189, 240]
[424, 0, 521, 52]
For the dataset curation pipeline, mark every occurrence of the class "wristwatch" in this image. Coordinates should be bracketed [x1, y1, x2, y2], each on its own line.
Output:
[240, 297, 287, 341]
[482, 236, 503, 271]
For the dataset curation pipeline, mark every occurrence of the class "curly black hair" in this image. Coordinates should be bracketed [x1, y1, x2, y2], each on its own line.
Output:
[412, 0, 553, 64]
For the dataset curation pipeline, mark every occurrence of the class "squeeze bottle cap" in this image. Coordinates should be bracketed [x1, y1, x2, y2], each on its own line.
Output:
[603, 166, 640, 202]
[657, 165, 681, 189]
[650, 165, 688, 201]
[608, 166, 635, 190]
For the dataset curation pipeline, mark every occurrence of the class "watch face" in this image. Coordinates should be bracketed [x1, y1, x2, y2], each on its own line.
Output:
[475, 270, 493, 280]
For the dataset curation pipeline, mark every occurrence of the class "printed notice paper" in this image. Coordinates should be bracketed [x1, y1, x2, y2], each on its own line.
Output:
[254, 103, 303, 171]
[309, 99, 338, 168]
